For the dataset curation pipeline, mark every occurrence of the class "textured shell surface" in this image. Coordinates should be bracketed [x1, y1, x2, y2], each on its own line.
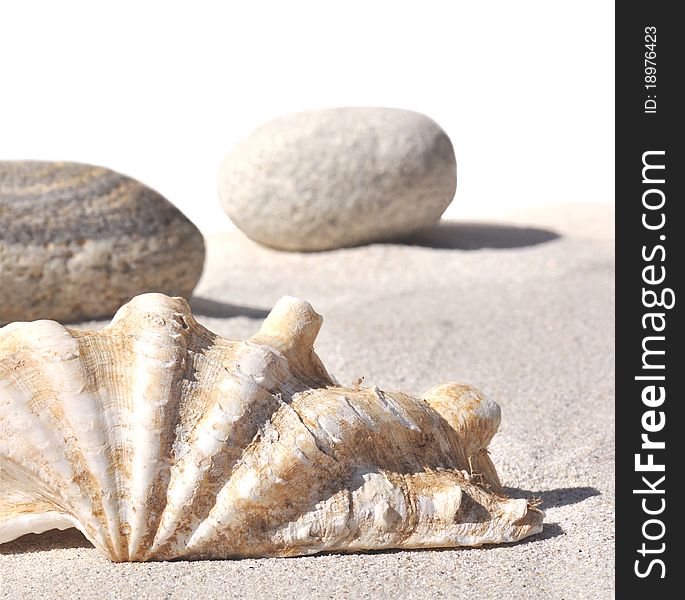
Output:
[0, 294, 543, 561]
[0, 161, 205, 324]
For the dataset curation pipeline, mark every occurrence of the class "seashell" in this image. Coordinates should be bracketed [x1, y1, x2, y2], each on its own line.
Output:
[0, 294, 543, 561]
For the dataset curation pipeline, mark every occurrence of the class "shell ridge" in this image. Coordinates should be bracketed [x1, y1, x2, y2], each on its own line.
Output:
[123, 305, 198, 560]
[178, 400, 344, 558]
[147, 341, 300, 558]
[0, 322, 123, 557]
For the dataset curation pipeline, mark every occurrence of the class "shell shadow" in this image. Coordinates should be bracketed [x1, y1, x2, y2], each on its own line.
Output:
[189, 297, 270, 319]
[0, 522, 564, 559]
[317, 522, 565, 560]
[395, 222, 560, 250]
[0, 528, 94, 555]
[503, 486, 601, 509]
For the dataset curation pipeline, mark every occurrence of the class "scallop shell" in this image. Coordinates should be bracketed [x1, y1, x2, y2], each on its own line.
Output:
[0, 294, 543, 561]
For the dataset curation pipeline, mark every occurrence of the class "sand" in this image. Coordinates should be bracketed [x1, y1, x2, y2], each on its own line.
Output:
[0, 203, 615, 599]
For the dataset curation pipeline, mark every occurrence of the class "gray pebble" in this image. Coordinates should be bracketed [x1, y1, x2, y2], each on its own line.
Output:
[0, 161, 205, 323]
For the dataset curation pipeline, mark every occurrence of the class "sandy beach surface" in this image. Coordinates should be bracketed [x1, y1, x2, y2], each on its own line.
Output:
[0, 203, 614, 599]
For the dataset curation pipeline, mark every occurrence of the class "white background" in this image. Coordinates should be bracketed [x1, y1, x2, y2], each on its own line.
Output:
[1, 1, 614, 234]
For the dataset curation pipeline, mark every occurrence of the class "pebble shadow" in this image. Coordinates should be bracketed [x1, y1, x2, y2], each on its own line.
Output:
[189, 297, 270, 319]
[395, 222, 560, 250]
